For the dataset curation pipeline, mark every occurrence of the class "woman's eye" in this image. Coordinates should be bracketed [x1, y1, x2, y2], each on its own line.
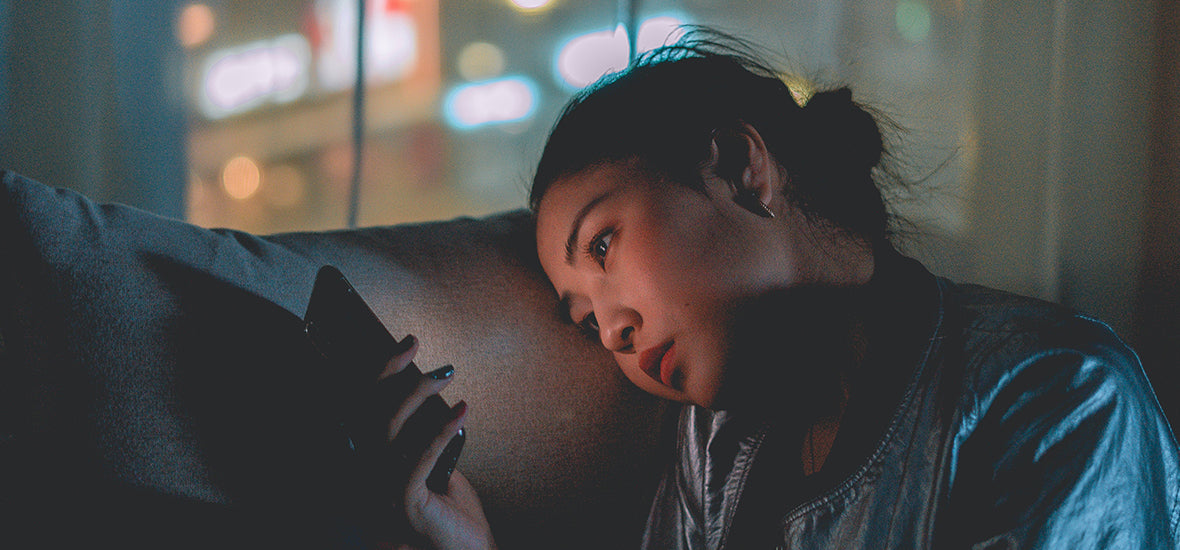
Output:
[588, 230, 613, 266]
[579, 312, 600, 337]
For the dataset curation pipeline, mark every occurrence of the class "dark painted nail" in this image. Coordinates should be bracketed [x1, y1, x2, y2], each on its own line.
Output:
[426, 365, 455, 380]
[451, 400, 468, 419]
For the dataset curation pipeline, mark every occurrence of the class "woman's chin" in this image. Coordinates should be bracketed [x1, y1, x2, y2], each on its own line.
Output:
[682, 377, 728, 410]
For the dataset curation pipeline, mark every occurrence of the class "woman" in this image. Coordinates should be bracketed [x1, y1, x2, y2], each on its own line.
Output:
[385, 31, 1180, 549]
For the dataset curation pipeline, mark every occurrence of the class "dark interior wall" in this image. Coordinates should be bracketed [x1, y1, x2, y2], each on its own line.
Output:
[0, 1, 107, 200]
[965, 0, 1059, 303]
[0, 1, 8, 144]
[1054, 0, 1152, 341]
[964, 0, 1156, 345]
[0, 0, 185, 218]
[966, 0, 1176, 425]
[1138, 0, 1180, 425]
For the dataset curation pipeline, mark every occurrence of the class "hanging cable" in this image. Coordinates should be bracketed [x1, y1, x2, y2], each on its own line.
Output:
[346, 0, 367, 228]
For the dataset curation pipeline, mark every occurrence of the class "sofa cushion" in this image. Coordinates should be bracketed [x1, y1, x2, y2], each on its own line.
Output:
[0, 171, 667, 548]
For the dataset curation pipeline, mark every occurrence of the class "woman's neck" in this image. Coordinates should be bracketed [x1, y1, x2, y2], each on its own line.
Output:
[800, 312, 865, 476]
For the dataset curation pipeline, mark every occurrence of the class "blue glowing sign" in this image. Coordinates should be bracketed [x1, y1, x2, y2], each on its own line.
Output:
[443, 76, 538, 130]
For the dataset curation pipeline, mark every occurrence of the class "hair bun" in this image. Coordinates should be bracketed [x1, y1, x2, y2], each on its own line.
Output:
[801, 88, 884, 171]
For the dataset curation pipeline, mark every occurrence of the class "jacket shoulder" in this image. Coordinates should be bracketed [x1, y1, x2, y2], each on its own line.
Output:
[936, 280, 1180, 545]
[940, 281, 1137, 382]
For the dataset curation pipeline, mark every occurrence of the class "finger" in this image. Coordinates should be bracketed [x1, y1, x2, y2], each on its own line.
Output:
[393, 395, 450, 457]
[345, 371, 421, 452]
[405, 401, 467, 500]
[379, 334, 419, 379]
[387, 367, 455, 442]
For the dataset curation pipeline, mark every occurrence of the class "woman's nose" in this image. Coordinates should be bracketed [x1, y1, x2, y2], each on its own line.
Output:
[598, 308, 639, 353]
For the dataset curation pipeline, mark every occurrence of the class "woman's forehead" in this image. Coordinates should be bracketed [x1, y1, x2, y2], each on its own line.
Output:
[536, 159, 702, 239]
[536, 169, 615, 245]
[539, 164, 627, 219]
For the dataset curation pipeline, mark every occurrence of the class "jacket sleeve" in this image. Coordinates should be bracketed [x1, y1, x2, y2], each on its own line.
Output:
[940, 322, 1180, 549]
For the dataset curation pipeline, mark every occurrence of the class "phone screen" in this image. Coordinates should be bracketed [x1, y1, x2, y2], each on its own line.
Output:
[303, 265, 464, 495]
[304, 265, 402, 384]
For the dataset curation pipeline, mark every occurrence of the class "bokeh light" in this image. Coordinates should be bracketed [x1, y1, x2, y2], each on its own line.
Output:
[555, 15, 686, 89]
[896, 0, 932, 43]
[457, 42, 506, 81]
[636, 16, 687, 52]
[509, 0, 553, 11]
[200, 35, 311, 119]
[315, 0, 419, 91]
[177, 3, 215, 49]
[222, 156, 262, 200]
[444, 76, 538, 130]
[556, 26, 629, 90]
[780, 74, 816, 106]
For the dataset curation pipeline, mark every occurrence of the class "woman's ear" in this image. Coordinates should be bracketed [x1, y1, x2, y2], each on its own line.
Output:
[708, 122, 780, 218]
[710, 128, 750, 184]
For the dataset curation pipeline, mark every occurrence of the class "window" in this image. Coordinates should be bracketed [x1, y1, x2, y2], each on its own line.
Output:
[179, 0, 975, 236]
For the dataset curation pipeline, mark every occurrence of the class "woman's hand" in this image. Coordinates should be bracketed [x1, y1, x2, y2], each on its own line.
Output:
[380, 336, 496, 550]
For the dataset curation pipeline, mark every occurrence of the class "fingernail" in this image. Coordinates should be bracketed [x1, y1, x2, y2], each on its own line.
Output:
[401, 334, 417, 348]
[426, 364, 454, 380]
[451, 400, 468, 419]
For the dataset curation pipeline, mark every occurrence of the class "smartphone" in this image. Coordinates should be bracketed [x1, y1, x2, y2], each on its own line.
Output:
[303, 265, 464, 495]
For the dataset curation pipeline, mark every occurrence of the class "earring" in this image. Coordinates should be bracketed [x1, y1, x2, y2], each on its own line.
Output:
[734, 190, 775, 218]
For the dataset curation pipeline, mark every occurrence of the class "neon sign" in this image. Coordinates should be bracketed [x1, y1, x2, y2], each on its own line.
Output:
[200, 34, 311, 119]
[444, 76, 538, 130]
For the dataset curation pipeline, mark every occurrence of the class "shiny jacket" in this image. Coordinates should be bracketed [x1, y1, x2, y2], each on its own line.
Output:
[642, 257, 1180, 549]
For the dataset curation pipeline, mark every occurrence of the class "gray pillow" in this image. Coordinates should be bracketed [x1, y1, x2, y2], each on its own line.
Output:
[0, 171, 667, 548]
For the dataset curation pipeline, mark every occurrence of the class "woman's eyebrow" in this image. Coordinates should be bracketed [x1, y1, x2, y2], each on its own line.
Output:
[564, 190, 613, 265]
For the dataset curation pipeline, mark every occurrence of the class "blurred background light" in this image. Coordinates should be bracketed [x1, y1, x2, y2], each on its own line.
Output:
[457, 41, 506, 81]
[222, 156, 262, 200]
[896, 0, 932, 43]
[509, 0, 553, 12]
[780, 73, 816, 105]
[636, 16, 687, 52]
[315, 0, 419, 91]
[199, 34, 310, 119]
[555, 15, 686, 89]
[176, 3, 215, 49]
[444, 76, 537, 130]
[555, 26, 628, 89]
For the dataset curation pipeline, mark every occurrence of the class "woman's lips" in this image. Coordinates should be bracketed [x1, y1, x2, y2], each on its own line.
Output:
[639, 341, 675, 388]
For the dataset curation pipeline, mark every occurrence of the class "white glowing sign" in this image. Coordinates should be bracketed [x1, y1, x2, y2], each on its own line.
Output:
[510, 0, 553, 10]
[636, 16, 686, 52]
[200, 34, 310, 119]
[444, 76, 537, 130]
[197, 0, 424, 119]
[315, 0, 418, 91]
[556, 27, 629, 90]
[556, 16, 687, 89]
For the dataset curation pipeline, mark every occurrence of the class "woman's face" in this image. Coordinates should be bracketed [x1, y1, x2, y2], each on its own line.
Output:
[535, 159, 812, 408]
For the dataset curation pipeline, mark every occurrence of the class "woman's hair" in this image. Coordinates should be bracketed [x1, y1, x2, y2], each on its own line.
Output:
[530, 28, 899, 247]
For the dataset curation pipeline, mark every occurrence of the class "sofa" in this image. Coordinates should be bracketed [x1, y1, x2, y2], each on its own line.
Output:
[0, 170, 670, 548]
